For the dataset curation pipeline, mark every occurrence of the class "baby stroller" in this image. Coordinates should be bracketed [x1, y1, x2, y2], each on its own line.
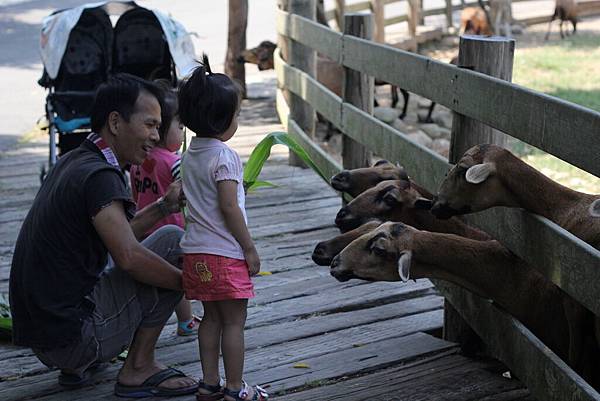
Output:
[38, 1, 196, 171]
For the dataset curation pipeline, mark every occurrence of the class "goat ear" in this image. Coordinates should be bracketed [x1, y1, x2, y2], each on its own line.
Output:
[398, 251, 412, 282]
[465, 163, 494, 184]
[383, 188, 402, 206]
[374, 159, 390, 167]
[413, 197, 433, 210]
[589, 199, 600, 218]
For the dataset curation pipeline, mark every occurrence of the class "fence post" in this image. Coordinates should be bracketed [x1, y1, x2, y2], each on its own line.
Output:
[450, 35, 514, 157]
[445, 34, 515, 352]
[418, 0, 425, 25]
[445, 0, 453, 31]
[280, 0, 317, 167]
[342, 14, 374, 171]
[407, 0, 420, 42]
[335, 0, 345, 31]
[370, 0, 385, 43]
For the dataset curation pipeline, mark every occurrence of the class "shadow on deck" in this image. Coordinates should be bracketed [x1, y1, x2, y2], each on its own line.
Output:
[0, 93, 532, 400]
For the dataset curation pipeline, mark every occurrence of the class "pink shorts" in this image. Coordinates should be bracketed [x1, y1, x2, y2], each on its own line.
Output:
[183, 253, 255, 301]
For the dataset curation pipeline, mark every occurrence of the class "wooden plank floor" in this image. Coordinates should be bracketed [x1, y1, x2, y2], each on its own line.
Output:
[0, 95, 532, 400]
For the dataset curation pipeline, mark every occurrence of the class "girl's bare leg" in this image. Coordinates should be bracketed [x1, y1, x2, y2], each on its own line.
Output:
[198, 301, 222, 392]
[217, 299, 248, 393]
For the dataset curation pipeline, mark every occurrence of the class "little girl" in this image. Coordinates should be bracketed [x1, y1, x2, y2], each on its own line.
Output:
[178, 55, 268, 401]
[129, 82, 200, 336]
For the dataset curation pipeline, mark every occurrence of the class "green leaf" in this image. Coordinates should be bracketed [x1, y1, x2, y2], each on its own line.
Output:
[0, 293, 11, 318]
[0, 317, 11, 331]
[243, 132, 327, 190]
[245, 180, 278, 193]
[0, 294, 11, 338]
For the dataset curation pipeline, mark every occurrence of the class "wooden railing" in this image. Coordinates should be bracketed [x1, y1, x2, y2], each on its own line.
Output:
[276, 2, 600, 401]
[324, 0, 600, 45]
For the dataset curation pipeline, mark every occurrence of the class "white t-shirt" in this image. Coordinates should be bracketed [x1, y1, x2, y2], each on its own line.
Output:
[180, 137, 247, 259]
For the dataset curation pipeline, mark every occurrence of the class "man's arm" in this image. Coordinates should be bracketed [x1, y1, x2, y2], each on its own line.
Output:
[94, 201, 182, 290]
[130, 180, 185, 239]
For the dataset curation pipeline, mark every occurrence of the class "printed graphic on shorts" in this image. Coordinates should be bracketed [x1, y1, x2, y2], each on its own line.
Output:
[195, 261, 213, 282]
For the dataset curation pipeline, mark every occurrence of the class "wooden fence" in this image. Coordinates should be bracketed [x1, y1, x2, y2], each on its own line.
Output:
[324, 0, 600, 48]
[275, 2, 600, 400]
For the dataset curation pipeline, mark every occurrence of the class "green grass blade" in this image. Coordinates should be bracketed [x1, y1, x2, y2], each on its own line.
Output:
[246, 180, 278, 193]
[243, 132, 327, 190]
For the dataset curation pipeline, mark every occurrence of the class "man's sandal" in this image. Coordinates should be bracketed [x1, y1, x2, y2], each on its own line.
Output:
[196, 377, 225, 401]
[177, 315, 202, 336]
[223, 381, 269, 401]
[114, 367, 197, 398]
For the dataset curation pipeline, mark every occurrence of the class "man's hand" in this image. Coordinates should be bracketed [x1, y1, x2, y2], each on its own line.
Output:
[244, 247, 261, 276]
[163, 180, 186, 213]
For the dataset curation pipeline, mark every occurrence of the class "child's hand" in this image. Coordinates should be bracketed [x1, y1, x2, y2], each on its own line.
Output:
[244, 247, 261, 276]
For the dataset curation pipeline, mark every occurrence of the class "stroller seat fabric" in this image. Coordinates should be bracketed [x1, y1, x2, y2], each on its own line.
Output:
[113, 8, 173, 82]
[39, 2, 192, 166]
[54, 7, 112, 92]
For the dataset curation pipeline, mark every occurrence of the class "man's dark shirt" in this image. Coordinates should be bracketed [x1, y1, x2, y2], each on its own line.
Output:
[9, 139, 135, 349]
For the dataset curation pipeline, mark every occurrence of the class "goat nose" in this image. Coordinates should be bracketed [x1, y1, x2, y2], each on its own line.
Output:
[313, 243, 325, 257]
[336, 208, 348, 220]
[236, 55, 245, 63]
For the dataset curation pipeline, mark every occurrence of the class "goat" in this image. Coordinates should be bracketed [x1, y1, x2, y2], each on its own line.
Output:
[460, 7, 493, 35]
[237, 40, 277, 71]
[237, 40, 417, 121]
[545, 0, 578, 39]
[330, 159, 409, 198]
[334, 179, 492, 241]
[430, 144, 600, 248]
[330, 221, 600, 385]
[431, 144, 600, 379]
[312, 220, 381, 266]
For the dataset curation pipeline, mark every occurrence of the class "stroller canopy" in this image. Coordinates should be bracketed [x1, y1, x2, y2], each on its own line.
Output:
[40, 1, 196, 82]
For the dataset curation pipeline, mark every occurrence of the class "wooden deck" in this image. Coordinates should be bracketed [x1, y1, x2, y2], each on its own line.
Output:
[0, 94, 533, 400]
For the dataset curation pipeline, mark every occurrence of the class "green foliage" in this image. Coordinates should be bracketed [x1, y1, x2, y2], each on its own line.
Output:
[0, 293, 12, 339]
[243, 131, 327, 192]
[513, 34, 600, 111]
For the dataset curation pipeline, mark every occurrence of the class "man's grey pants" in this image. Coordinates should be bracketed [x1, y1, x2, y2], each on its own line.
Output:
[34, 225, 184, 376]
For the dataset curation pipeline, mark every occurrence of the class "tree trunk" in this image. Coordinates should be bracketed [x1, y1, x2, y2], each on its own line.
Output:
[225, 0, 248, 98]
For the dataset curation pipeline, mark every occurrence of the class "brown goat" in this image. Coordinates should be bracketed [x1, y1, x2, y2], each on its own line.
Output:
[431, 144, 600, 379]
[330, 159, 409, 198]
[237, 40, 277, 70]
[460, 7, 493, 35]
[545, 0, 578, 39]
[312, 220, 381, 266]
[431, 144, 600, 248]
[330, 221, 600, 386]
[334, 179, 492, 241]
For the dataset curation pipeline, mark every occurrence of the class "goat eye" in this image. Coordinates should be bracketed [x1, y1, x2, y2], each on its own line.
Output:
[373, 247, 387, 257]
[383, 196, 398, 207]
[371, 246, 387, 257]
